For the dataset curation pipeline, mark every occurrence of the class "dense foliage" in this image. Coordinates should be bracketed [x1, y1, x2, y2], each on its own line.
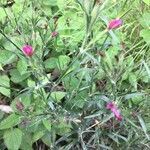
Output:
[0, 0, 150, 149]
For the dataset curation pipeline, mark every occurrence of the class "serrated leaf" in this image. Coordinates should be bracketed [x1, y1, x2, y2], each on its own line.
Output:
[42, 133, 51, 147]
[32, 130, 46, 142]
[0, 114, 21, 130]
[54, 121, 71, 135]
[43, 119, 51, 131]
[4, 128, 23, 150]
[20, 133, 32, 150]
[51, 91, 66, 102]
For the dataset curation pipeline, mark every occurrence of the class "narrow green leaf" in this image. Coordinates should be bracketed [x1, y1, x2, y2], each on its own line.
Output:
[143, 61, 150, 78]
[124, 92, 145, 100]
[137, 115, 150, 140]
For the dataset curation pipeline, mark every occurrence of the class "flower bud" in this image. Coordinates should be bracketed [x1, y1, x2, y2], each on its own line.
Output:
[108, 19, 123, 30]
[106, 101, 122, 121]
[22, 45, 34, 57]
[51, 31, 58, 38]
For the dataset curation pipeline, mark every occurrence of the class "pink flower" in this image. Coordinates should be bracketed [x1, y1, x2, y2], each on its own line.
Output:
[106, 101, 122, 121]
[51, 31, 58, 38]
[108, 19, 123, 30]
[22, 45, 34, 57]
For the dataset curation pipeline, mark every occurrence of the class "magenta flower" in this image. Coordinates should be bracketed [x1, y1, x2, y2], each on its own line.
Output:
[106, 101, 122, 121]
[108, 19, 123, 30]
[22, 45, 34, 57]
[51, 31, 58, 38]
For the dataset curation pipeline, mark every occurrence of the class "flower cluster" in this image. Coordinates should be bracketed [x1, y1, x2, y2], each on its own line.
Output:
[106, 101, 122, 121]
[108, 18, 123, 30]
[22, 45, 34, 57]
[22, 31, 58, 57]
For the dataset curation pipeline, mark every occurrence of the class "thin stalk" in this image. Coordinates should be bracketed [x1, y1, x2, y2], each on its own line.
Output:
[99, 34, 109, 50]
[0, 29, 22, 52]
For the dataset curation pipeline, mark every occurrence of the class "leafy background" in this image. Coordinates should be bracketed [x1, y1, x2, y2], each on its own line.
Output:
[0, 0, 150, 149]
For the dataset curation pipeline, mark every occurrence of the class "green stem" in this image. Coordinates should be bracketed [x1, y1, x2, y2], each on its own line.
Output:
[0, 30, 22, 52]
[100, 34, 109, 51]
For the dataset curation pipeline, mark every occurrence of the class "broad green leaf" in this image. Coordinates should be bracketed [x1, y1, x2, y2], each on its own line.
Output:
[0, 8, 6, 20]
[0, 50, 16, 65]
[42, 133, 51, 147]
[140, 29, 150, 45]
[43, 119, 51, 131]
[139, 13, 150, 28]
[51, 91, 66, 102]
[54, 121, 71, 135]
[27, 79, 36, 87]
[17, 59, 28, 75]
[0, 75, 10, 97]
[20, 133, 32, 150]
[10, 69, 30, 83]
[15, 92, 31, 109]
[12, 0, 23, 14]
[32, 130, 46, 142]
[4, 128, 23, 150]
[142, 0, 150, 5]
[57, 55, 70, 70]
[129, 73, 137, 89]
[0, 114, 21, 130]
[57, 0, 65, 10]
[44, 57, 57, 69]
